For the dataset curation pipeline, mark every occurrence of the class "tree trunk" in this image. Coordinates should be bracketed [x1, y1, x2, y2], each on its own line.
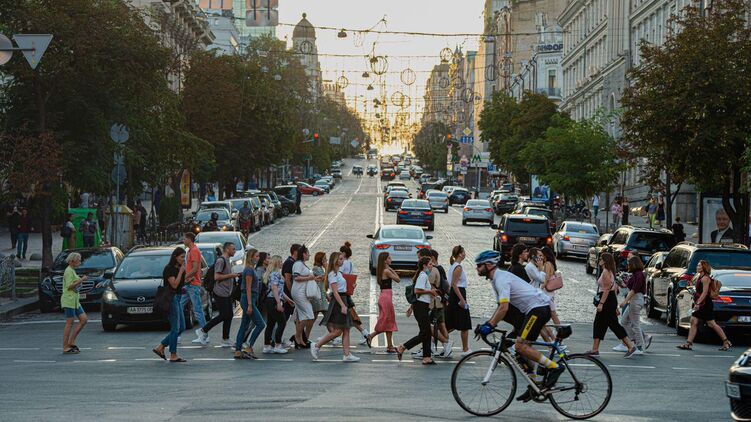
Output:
[35, 78, 53, 269]
[665, 173, 672, 228]
[722, 168, 747, 244]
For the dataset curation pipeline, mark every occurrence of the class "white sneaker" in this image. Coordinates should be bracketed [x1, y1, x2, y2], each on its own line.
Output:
[262, 345, 274, 354]
[281, 340, 293, 350]
[272, 346, 288, 354]
[612, 344, 628, 352]
[343, 353, 360, 362]
[442, 341, 454, 358]
[411, 348, 422, 356]
[220, 339, 233, 348]
[460, 349, 474, 357]
[177, 336, 181, 344]
[192, 328, 205, 344]
[332, 338, 342, 346]
[359, 330, 370, 345]
[310, 344, 320, 360]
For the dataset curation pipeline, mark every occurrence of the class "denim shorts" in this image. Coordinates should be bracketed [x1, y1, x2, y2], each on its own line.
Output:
[63, 305, 85, 318]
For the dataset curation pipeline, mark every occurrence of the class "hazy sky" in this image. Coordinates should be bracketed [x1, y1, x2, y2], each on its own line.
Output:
[273, 1, 486, 129]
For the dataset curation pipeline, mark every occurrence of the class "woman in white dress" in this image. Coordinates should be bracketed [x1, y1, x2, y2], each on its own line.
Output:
[291, 245, 320, 349]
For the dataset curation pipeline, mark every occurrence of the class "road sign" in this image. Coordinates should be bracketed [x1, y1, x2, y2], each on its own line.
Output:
[460, 136, 474, 144]
[350, 140, 359, 148]
[0, 35, 12, 65]
[329, 137, 341, 145]
[111, 164, 126, 185]
[113, 152, 124, 166]
[13, 34, 52, 70]
[462, 127, 471, 137]
[487, 163, 495, 172]
[110, 124, 129, 143]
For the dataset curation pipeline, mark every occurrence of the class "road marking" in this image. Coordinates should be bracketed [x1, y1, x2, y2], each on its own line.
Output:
[598, 351, 681, 357]
[608, 364, 655, 369]
[71, 359, 117, 363]
[0, 347, 40, 351]
[307, 188, 358, 249]
[107, 346, 144, 350]
[13, 359, 55, 363]
[134, 358, 164, 361]
[193, 358, 234, 361]
[672, 367, 693, 370]
[312, 359, 343, 362]
[0, 319, 102, 326]
[693, 354, 735, 358]
[254, 358, 294, 362]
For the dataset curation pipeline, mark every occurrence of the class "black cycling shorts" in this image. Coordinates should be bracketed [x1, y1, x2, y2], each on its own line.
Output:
[503, 303, 525, 335]
[519, 305, 551, 342]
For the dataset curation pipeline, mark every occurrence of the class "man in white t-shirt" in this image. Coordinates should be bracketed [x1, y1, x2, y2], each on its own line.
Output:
[474, 250, 563, 400]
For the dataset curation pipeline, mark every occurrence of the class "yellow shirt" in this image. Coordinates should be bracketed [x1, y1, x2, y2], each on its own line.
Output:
[61, 266, 80, 309]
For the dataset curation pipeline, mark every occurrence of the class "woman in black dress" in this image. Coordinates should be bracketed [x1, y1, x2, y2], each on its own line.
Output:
[678, 260, 732, 351]
[445, 245, 473, 356]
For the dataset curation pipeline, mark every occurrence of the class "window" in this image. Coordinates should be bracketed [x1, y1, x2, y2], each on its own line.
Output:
[663, 249, 682, 268]
[610, 230, 629, 245]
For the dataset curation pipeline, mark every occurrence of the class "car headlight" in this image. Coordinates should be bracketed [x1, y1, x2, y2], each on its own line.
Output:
[235, 259, 243, 266]
[103, 289, 118, 303]
[221, 225, 228, 231]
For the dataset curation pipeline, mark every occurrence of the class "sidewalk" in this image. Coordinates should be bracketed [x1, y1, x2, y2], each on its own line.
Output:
[0, 228, 64, 269]
[0, 297, 38, 319]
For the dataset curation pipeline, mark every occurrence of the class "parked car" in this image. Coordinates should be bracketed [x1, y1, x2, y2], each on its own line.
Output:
[552, 221, 599, 258]
[273, 185, 298, 201]
[648, 242, 751, 327]
[492, 214, 552, 264]
[297, 182, 324, 196]
[39, 247, 124, 313]
[195, 231, 251, 272]
[385, 190, 410, 211]
[600, 226, 676, 273]
[449, 187, 471, 206]
[277, 195, 297, 215]
[399, 170, 411, 180]
[493, 193, 519, 215]
[100, 246, 209, 331]
[313, 179, 331, 193]
[585, 234, 612, 274]
[198, 201, 235, 222]
[462, 199, 494, 226]
[257, 194, 276, 225]
[643, 251, 669, 317]
[397, 199, 434, 231]
[727, 347, 751, 421]
[263, 191, 285, 218]
[675, 269, 751, 336]
[367, 225, 432, 274]
[426, 190, 449, 213]
[331, 169, 343, 179]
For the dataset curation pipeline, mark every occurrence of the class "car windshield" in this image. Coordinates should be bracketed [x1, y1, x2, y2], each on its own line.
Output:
[53, 250, 115, 271]
[201, 203, 229, 210]
[200, 248, 219, 266]
[115, 253, 170, 280]
[195, 209, 229, 222]
[693, 251, 751, 269]
[195, 232, 242, 251]
[565, 223, 598, 234]
[453, 189, 469, 194]
[390, 191, 409, 198]
[380, 227, 424, 240]
[467, 200, 490, 207]
[716, 272, 751, 288]
[315, 180, 327, 185]
[229, 199, 249, 210]
[525, 209, 552, 218]
[628, 233, 676, 251]
[428, 193, 448, 199]
[507, 219, 550, 235]
[401, 200, 430, 210]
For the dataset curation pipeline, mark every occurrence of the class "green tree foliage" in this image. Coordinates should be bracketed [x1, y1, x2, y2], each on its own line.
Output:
[521, 117, 623, 200]
[412, 121, 454, 173]
[620, 0, 751, 241]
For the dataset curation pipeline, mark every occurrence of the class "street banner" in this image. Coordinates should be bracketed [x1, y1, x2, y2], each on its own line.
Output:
[180, 169, 191, 208]
[698, 194, 748, 244]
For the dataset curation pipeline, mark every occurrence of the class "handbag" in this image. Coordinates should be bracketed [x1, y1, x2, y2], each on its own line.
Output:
[592, 291, 603, 307]
[545, 272, 563, 292]
[154, 284, 174, 316]
[305, 279, 321, 300]
[342, 274, 357, 296]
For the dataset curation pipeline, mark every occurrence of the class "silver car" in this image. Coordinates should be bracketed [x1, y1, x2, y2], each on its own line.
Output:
[426, 190, 449, 213]
[552, 221, 600, 258]
[367, 225, 432, 274]
[462, 199, 494, 225]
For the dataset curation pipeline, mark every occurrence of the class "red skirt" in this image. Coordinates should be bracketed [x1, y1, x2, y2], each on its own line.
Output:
[374, 289, 398, 333]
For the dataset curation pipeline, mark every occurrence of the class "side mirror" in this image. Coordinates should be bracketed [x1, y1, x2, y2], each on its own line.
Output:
[366, 234, 374, 239]
[245, 244, 254, 252]
[491, 224, 498, 229]
[426, 235, 433, 240]
[103, 270, 114, 279]
[654, 262, 663, 270]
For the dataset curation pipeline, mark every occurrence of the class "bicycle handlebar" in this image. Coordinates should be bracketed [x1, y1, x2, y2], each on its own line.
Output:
[474, 325, 509, 348]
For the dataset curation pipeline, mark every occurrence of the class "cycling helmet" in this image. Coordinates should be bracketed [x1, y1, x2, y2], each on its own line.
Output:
[474, 250, 501, 266]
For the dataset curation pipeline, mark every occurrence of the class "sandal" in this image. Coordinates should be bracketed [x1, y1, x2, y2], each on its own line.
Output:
[583, 350, 599, 356]
[63, 348, 79, 355]
[366, 334, 373, 349]
[719, 339, 732, 351]
[396, 345, 405, 361]
[70, 345, 80, 352]
[676, 342, 693, 351]
[169, 357, 187, 363]
[152, 348, 167, 360]
[422, 359, 437, 365]
[386, 347, 398, 354]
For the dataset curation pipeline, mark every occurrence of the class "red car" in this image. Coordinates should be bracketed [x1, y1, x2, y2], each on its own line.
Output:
[297, 182, 324, 196]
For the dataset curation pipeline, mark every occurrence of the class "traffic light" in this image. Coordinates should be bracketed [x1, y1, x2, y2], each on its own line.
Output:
[447, 134, 452, 140]
[313, 133, 319, 141]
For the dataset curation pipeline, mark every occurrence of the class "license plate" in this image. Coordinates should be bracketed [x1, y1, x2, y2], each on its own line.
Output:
[394, 245, 412, 251]
[519, 237, 537, 243]
[573, 245, 587, 250]
[726, 382, 741, 399]
[127, 306, 153, 314]
[739, 316, 751, 323]
[79, 293, 87, 299]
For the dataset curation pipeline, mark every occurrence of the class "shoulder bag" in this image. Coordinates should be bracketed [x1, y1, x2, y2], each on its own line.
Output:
[545, 271, 563, 292]
[154, 282, 174, 316]
[305, 278, 321, 300]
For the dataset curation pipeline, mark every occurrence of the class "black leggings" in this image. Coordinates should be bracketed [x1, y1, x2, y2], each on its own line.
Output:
[593, 293, 628, 340]
[203, 295, 233, 339]
[265, 298, 287, 345]
[404, 301, 432, 358]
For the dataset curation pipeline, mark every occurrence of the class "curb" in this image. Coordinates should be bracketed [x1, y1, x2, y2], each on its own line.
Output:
[0, 297, 38, 320]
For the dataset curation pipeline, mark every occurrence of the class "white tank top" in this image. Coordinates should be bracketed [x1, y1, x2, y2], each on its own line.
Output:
[449, 262, 467, 288]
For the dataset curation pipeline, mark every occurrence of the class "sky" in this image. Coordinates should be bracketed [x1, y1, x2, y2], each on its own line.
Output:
[271, 1, 486, 146]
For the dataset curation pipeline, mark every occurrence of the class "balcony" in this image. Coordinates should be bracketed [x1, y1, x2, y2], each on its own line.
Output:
[537, 87, 561, 98]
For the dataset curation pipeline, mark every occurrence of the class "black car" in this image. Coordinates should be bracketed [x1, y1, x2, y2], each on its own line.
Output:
[519, 206, 557, 232]
[263, 191, 285, 218]
[494, 194, 519, 215]
[448, 188, 471, 205]
[397, 199, 435, 231]
[100, 246, 209, 331]
[649, 243, 751, 328]
[675, 269, 751, 337]
[385, 190, 410, 211]
[599, 226, 676, 274]
[492, 214, 552, 265]
[277, 195, 297, 215]
[727, 347, 751, 421]
[273, 185, 298, 201]
[38, 247, 124, 313]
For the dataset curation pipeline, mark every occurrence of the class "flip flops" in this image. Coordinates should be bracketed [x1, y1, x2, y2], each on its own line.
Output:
[152, 348, 166, 360]
[169, 357, 187, 363]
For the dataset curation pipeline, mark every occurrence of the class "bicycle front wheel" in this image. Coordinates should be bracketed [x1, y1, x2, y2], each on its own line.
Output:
[548, 354, 612, 420]
[451, 351, 516, 416]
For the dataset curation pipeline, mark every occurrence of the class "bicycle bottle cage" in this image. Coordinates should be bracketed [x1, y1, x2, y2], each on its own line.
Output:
[555, 325, 572, 340]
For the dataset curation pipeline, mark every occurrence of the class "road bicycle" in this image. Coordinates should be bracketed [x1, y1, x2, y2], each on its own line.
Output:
[451, 325, 612, 420]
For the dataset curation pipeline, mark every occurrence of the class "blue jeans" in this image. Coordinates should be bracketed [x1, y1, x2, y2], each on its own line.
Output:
[235, 292, 266, 351]
[180, 284, 206, 328]
[16, 232, 28, 258]
[161, 294, 185, 355]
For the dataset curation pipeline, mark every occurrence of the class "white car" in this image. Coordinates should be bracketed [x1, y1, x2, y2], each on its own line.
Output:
[399, 170, 411, 180]
[195, 231, 252, 273]
[442, 186, 461, 195]
[367, 225, 432, 274]
[462, 199, 494, 226]
[426, 191, 449, 213]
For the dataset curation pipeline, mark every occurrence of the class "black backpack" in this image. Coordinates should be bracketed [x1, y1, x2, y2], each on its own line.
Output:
[436, 265, 450, 304]
[203, 257, 220, 293]
[60, 223, 72, 238]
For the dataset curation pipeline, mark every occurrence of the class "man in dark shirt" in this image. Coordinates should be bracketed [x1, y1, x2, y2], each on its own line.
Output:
[7, 206, 20, 249]
[508, 243, 531, 283]
[671, 217, 686, 243]
[16, 208, 32, 260]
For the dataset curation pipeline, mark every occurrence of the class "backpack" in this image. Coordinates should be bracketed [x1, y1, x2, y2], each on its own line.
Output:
[709, 276, 722, 299]
[60, 223, 72, 238]
[436, 265, 450, 304]
[405, 283, 418, 304]
[257, 278, 269, 308]
[202, 257, 220, 294]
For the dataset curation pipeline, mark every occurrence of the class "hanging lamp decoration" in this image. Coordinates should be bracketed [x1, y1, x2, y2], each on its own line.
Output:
[400, 68, 416, 86]
[367, 84, 374, 91]
[336, 75, 349, 89]
[361, 71, 370, 78]
[337, 29, 348, 38]
[439, 47, 453, 63]
[369, 55, 388, 75]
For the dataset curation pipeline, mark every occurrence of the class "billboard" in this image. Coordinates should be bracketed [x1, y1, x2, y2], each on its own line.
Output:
[699, 195, 740, 244]
[530, 175, 550, 203]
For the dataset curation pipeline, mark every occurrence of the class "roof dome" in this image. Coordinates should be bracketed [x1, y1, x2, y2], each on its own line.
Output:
[293, 13, 315, 39]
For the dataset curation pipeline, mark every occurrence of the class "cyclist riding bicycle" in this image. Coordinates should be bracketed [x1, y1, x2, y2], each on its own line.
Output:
[238, 201, 252, 233]
[474, 250, 564, 401]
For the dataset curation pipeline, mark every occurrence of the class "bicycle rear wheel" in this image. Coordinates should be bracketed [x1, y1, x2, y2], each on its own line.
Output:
[451, 351, 516, 416]
[548, 354, 612, 420]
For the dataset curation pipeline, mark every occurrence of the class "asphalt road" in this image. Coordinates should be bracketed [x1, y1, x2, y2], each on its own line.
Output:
[0, 159, 743, 421]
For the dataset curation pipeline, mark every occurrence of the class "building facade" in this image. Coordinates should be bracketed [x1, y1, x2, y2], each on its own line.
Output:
[291, 13, 321, 100]
[509, 21, 563, 103]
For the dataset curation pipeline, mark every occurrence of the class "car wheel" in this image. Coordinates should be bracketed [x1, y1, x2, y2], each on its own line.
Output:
[102, 321, 117, 332]
[313, 191, 319, 196]
[646, 284, 662, 319]
[444, 208, 449, 213]
[369, 260, 376, 275]
[666, 289, 677, 328]
[462, 220, 466, 226]
[39, 298, 55, 313]
[428, 224, 434, 231]
[282, 208, 289, 217]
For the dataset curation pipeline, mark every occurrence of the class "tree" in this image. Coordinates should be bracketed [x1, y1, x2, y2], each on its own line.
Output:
[412, 121, 454, 173]
[621, 0, 751, 242]
[520, 117, 623, 200]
